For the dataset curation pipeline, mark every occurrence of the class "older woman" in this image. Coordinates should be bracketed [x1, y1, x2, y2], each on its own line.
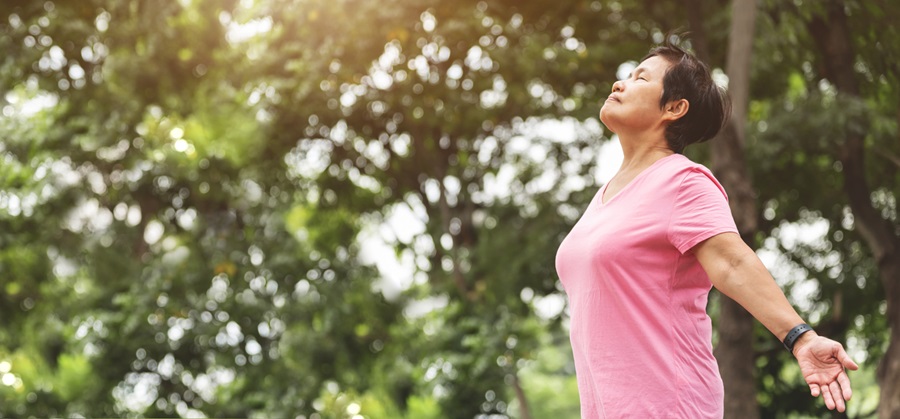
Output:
[555, 41, 858, 418]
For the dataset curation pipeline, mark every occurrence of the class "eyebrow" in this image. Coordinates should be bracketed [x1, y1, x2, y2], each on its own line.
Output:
[626, 68, 648, 80]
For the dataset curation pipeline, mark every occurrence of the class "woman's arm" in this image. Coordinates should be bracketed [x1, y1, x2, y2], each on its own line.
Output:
[693, 232, 859, 412]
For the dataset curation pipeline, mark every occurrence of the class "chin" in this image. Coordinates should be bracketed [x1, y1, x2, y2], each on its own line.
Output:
[599, 110, 616, 132]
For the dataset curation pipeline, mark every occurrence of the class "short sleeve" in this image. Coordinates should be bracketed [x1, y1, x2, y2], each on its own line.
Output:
[667, 168, 739, 254]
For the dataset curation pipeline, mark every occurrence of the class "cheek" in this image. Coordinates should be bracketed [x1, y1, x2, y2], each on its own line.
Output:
[636, 96, 662, 114]
[638, 92, 661, 110]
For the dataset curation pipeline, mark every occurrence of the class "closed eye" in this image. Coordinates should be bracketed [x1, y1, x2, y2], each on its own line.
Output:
[624, 72, 648, 81]
[628, 73, 647, 81]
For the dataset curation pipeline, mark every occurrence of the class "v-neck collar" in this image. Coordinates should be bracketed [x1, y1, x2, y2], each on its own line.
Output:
[599, 153, 679, 206]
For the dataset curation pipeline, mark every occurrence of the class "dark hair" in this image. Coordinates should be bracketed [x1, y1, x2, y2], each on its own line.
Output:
[643, 40, 731, 153]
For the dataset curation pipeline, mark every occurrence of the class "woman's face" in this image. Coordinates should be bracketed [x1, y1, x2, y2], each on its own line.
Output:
[599, 55, 673, 134]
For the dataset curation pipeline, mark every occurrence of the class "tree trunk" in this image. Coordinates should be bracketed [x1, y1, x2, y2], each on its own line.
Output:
[684, 0, 712, 64]
[806, 2, 900, 418]
[709, 0, 761, 418]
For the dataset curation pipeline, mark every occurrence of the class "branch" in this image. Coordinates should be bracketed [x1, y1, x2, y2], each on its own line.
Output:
[881, 149, 900, 170]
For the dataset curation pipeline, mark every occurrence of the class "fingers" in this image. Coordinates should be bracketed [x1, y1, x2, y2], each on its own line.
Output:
[838, 348, 860, 371]
[821, 383, 836, 410]
[829, 381, 845, 412]
[838, 371, 853, 401]
[814, 377, 850, 412]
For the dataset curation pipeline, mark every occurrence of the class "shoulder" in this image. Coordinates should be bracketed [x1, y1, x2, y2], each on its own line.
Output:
[658, 154, 713, 175]
[660, 155, 729, 199]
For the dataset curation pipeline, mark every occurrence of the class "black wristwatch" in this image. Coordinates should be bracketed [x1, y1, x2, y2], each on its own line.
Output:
[783, 323, 814, 353]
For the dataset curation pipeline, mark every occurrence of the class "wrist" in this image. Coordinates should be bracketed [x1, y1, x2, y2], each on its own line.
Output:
[790, 329, 818, 356]
[783, 323, 815, 354]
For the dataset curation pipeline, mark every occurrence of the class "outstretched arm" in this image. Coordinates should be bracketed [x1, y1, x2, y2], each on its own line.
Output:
[693, 232, 859, 412]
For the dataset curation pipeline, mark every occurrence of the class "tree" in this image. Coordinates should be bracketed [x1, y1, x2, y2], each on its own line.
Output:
[708, 0, 762, 417]
[802, 1, 900, 417]
[2, 0, 896, 417]
[745, 0, 899, 416]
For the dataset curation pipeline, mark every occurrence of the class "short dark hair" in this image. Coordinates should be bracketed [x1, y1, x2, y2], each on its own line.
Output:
[643, 40, 731, 153]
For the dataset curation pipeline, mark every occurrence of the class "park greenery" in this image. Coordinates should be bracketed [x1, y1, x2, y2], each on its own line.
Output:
[0, 0, 898, 417]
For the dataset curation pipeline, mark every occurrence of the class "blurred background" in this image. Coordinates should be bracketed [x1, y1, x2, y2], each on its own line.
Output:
[1, 0, 898, 417]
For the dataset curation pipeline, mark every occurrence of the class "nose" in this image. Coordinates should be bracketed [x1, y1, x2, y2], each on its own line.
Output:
[612, 80, 623, 93]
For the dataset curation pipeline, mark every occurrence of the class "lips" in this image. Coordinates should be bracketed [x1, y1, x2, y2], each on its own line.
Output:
[606, 95, 621, 103]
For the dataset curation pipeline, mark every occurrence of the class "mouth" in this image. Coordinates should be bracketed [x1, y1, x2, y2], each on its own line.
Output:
[605, 95, 621, 103]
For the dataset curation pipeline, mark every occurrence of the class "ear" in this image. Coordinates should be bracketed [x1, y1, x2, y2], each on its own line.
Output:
[663, 99, 689, 122]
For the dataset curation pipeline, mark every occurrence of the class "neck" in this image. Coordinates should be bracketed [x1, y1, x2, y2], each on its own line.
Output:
[616, 132, 674, 173]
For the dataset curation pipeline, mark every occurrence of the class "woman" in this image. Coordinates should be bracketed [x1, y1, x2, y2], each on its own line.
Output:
[555, 41, 858, 418]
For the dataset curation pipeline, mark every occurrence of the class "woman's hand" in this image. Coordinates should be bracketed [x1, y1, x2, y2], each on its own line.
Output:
[793, 335, 859, 412]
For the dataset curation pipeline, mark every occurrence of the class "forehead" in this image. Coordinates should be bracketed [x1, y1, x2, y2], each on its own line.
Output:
[635, 55, 673, 76]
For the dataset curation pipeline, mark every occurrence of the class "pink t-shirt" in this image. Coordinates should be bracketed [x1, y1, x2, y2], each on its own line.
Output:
[555, 154, 738, 418]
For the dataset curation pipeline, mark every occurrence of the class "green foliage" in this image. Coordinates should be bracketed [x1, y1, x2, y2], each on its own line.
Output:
[0, 0, 897, 417]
